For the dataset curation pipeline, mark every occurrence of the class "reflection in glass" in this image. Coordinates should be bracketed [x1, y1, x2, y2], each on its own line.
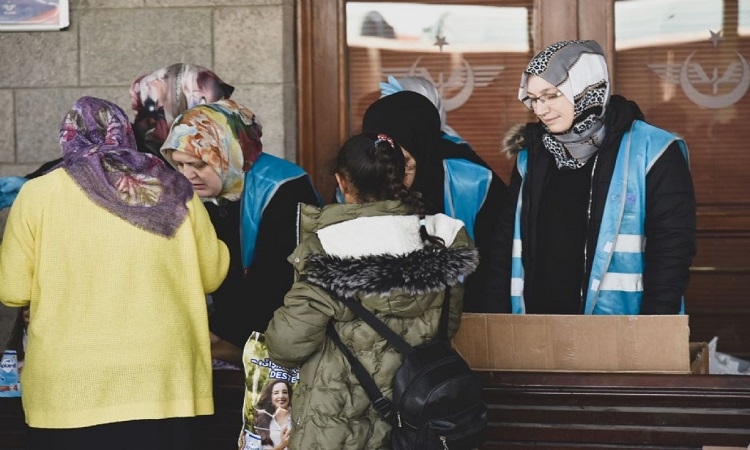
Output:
[616, 0, 724, 50]
[345, 2, 534, 179]
[347, 3, 529, 51]
[615, 0, 750, 205]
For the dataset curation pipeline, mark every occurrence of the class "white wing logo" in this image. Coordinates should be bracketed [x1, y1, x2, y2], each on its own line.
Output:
[648, 51, 750, 109]
[382, 57, 504, 111]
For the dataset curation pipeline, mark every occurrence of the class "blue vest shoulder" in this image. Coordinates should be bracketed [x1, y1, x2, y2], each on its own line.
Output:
[240, 153, 316, 269]
[443, 158, 492, 240]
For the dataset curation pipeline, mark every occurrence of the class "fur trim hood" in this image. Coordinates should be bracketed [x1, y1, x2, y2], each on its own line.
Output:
[292, 200, 479, 300]
[304, 245, 478, 299]
[502, 123, 529, 158]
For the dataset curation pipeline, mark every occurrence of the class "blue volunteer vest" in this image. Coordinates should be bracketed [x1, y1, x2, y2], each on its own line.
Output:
[442, 132, 467, 145]
[443, 158, 493, 241]
[511, 120, 688, 314]
[240, 153, 317, 269]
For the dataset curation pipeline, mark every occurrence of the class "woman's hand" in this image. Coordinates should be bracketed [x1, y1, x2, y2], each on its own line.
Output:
[273, 426, 290, 450]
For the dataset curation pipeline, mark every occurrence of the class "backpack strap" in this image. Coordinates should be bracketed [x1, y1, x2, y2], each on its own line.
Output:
[325, 287, 452, 424]
[331, 294, 415, 354]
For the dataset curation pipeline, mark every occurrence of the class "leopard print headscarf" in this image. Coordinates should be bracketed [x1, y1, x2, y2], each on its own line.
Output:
[519, 40, 610, 170]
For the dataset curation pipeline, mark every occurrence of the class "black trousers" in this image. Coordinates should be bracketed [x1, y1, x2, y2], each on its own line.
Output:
[26, 417, 199, 450]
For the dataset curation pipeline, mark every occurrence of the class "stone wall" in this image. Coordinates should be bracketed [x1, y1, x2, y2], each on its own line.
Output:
[0, 0, 296, 349]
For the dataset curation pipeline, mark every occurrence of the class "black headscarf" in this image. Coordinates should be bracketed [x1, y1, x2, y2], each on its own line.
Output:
[361, 91, 486, 213]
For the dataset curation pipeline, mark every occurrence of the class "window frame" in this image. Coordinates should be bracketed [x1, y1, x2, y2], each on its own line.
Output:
[296, 0, 613, 200]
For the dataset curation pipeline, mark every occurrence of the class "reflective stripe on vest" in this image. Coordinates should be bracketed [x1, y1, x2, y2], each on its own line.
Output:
[240, 153, 316, 269]
[510, 151, 528, 314]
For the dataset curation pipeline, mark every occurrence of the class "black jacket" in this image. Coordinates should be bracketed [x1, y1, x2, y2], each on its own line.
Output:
[207, 176, 320, 347]
[462, 164, 508, 312]
[484, 95, 696, 314]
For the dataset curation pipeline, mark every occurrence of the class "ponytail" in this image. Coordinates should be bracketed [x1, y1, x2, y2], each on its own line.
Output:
[336, 132, 422, 209]
[335, 133, 447, 248]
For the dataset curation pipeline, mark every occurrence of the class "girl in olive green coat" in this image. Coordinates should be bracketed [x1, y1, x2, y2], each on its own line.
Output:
[265, 133, 478, 449]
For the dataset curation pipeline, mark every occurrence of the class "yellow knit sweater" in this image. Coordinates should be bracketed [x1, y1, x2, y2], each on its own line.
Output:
[0, 170, 230, 429]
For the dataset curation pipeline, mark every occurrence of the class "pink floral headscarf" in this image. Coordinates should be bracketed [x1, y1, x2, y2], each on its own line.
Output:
[130, 63, 234, 157]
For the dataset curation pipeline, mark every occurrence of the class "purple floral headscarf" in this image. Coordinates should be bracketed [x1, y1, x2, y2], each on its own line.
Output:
[58, 96, 194, 237]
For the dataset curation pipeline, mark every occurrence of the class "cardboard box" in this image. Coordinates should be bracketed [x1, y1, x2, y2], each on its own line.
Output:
[453, 314, 692, 373]
[690, 341, 709, 375]
[702, 447, 749, 450]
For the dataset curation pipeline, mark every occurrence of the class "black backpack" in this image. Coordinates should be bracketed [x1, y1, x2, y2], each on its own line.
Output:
[326, 287, 487, 449]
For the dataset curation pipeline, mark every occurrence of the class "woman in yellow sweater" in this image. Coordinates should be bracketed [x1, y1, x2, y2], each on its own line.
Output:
[0, 97, 230, 449]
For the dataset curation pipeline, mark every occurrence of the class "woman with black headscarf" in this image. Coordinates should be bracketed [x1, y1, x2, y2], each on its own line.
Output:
[499, 40, 696, 315]
[361, 90, 508, 312]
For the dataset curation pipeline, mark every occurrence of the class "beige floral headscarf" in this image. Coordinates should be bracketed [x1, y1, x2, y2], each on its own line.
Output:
[161, 99, 263, 201]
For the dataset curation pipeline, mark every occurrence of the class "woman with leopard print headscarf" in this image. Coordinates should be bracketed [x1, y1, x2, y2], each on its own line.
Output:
[486, 40, 696, 316]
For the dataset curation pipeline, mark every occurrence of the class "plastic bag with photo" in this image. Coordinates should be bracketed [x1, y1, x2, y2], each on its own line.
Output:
[238, 332, 299, 450]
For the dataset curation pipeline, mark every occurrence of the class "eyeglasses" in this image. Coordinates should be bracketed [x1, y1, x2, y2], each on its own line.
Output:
[522, 91, 564, 110]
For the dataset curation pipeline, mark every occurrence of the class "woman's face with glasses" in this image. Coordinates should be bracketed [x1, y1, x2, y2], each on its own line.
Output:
[524, 75, 575, 133]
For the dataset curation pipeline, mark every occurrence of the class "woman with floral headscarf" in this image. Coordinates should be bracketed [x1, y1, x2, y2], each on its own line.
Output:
[130, 62, 234, 160]
[161, 99, 320, 365]
[0, 63, 234, 211]
[0, 97, 229, 448]
[492, 40, 696, 315]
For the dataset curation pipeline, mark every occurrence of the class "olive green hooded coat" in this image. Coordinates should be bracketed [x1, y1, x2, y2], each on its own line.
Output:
[265, 200, 478, 449]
